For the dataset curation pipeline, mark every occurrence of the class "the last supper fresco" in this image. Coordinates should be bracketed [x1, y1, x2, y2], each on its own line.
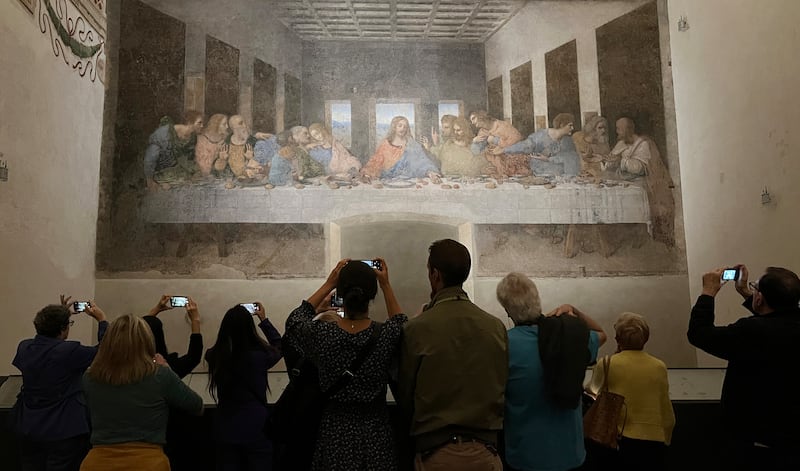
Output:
[97, 0, 684, 279]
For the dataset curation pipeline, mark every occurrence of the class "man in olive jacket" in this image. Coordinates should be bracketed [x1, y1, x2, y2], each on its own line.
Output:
[399, 239, 508, 470]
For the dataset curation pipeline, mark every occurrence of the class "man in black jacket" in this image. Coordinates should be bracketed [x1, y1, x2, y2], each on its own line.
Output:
[687, 265, 800, 470]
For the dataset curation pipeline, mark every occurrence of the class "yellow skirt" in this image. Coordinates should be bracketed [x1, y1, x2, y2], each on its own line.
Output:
[80, 442, 170, 471]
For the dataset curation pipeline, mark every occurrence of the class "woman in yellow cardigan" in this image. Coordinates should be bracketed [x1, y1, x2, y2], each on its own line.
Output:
[587, 312, 675, 471]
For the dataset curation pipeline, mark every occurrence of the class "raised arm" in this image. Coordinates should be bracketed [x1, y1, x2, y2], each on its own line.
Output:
[169, 297, 204, 378]
[547, 304, 607, 346]
[373, 257, 403, 318]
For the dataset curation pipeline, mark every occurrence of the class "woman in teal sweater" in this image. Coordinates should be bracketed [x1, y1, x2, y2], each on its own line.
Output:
[81, 314, 204, 470]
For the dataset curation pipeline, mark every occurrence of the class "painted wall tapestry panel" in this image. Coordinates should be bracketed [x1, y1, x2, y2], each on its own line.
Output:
[205, 35, 239, 116]
[510, 61, 535, 136]
[487, 76, 503, 121]
[284, 73, 301, 129]
[545, 40, 581, 128]
[113, 0, 184, 193]
[597, 1, 666, 156]
[253, 58, 276, 135]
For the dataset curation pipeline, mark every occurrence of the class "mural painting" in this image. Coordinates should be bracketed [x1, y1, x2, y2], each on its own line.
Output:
[97, 0, 683, 280]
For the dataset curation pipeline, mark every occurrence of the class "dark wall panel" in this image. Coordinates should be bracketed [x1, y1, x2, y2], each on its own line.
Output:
[545, 40, 581, 128]
[116, 0, 185, 188]
[205, 36, 239, 116]
[487, 76, 504, 120]
[253, 58, 276, 133]
[597, 1, 666, 157]
[510, 61, 534, 136]
[301, 41, 486, 159]
[284, 73, 302, 129]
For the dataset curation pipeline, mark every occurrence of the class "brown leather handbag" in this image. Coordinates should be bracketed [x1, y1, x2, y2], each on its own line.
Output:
[583, 355, 626, 449]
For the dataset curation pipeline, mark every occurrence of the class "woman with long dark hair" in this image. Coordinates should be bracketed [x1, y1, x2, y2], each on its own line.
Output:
[205, 302, 282, 471]
[285, 258, 406, 471]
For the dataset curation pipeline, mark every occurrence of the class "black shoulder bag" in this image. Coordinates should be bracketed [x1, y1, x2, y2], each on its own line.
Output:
[267, 321, 385, 441]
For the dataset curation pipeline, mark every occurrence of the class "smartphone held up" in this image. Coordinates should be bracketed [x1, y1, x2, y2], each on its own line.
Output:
[240, 303, 260, 315]
[360, 259, 382, 270]
[73, 301, 91, 313]
[170, 296, 189, 308]
[721, 268, 740, 282]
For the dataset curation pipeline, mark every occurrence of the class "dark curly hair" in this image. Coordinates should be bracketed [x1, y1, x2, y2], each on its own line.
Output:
[33, 304, 71, 337]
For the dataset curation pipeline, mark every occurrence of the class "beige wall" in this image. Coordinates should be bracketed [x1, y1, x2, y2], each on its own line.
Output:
[4, 0, 800, 373]
[0, 2, 106, 374]
[668, 0, 800, 366]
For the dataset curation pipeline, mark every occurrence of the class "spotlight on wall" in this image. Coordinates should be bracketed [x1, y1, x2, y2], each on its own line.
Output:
[761, 186, 772, 205]
[677, 15, 689, 32]
[0, 154, 8, 182]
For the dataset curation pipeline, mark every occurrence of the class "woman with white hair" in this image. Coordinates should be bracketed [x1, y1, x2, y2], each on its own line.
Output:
[586, 312, 675, 471]
[497, 272, 606, 471]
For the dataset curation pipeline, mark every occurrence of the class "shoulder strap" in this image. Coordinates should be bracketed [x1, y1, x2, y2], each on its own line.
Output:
[600, 355, 612, 392]
[326, 322, 385, 397]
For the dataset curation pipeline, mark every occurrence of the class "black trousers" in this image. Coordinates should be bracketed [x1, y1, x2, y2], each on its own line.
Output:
[719, 440, 800, 471]
[19, 434, 90, 471]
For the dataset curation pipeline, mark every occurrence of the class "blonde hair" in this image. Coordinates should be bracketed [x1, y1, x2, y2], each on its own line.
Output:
[88, 314, 158, 385]
[496, 272, 542, 325]
[614, 312, 650, 350]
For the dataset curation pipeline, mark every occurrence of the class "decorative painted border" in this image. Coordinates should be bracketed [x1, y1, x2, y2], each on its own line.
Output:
[73, 0, 105, 36]
[18, 0, 35, 14]
[37, 0, 106, 83]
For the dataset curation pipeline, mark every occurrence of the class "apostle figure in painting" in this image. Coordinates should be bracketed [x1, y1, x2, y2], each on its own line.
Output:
[421, 114, 457, 160]
[144, 110, 203, 190]
[495, 113, 581, 177]
[290, 125, 326, 180]
[606, 117, 675, 247]
[362, 116, 440, 180]
[194, 114, 229, 178]
[438, 117, 489, 177]
[469, 110, 487, 137]
[474, 113, 528, 177]
[215, 115, 262, 179]
[268, 131, 299, 186]
[307, 123, 362, 176]
[572, 115, 611, 177]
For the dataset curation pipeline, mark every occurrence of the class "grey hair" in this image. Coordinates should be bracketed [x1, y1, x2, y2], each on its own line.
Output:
[496, 272, 542, 325]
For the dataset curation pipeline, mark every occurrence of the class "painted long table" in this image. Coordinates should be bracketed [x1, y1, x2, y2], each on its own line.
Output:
[141, 180, 650, 225]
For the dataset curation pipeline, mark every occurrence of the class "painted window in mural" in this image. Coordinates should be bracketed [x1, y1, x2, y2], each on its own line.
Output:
[326, 101, 352, 149]
[438, 101, 462, 124]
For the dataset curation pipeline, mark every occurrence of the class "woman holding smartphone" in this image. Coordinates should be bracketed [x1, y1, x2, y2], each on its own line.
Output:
[205, 302, 282, 471]
[285, 258, 406, 471]
[81, 314, 204, 470]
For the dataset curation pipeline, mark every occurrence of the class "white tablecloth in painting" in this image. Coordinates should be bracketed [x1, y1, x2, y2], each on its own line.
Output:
[141, 181, 650, 225]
